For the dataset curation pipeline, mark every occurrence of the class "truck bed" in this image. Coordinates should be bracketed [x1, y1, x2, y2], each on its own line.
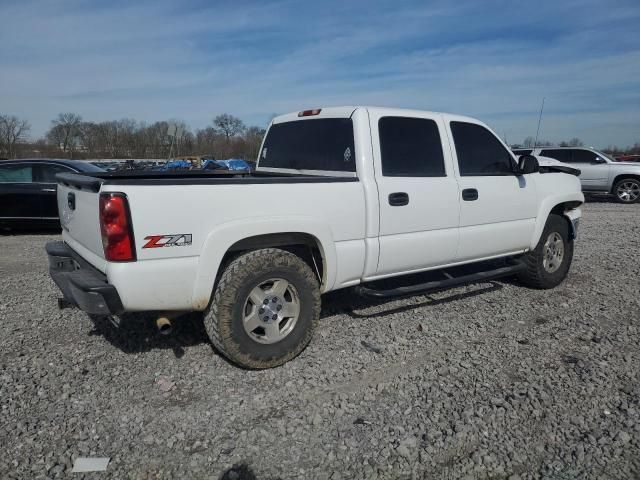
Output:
[57, 170, 357, 192]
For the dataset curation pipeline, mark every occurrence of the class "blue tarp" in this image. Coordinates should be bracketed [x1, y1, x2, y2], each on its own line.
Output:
[203, 159, 250, 171]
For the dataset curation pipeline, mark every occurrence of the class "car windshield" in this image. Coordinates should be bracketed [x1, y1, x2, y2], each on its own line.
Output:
[600, 151, 618, 162]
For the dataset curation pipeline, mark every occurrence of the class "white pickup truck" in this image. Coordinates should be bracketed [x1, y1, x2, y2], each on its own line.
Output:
[47, 106, 584, 368]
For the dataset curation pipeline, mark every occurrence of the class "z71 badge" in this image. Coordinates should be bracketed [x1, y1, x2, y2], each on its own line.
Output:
[143, 234, 192, 248]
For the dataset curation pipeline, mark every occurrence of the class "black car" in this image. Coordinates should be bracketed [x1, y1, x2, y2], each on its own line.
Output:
[0, 159, 104, 229]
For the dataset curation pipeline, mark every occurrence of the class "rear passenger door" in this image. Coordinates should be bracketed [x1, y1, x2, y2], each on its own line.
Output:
[447, 120, 537, 261]
[370, 112, 460, 276]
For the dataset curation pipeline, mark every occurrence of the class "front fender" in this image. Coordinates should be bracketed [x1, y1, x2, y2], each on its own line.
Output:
[530, 192, 584, 250]
[191, 216, 337, 310]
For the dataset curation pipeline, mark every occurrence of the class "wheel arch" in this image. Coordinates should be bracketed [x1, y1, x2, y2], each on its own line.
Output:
[530, 196, 583, 250]
[191, 219, 336, 310]
[610, 174, 640, 194]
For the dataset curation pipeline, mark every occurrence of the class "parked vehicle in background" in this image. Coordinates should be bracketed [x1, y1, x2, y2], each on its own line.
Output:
[48, 107, 583, 369]
[513, 147, 640, 203]
[160, 159, 192, 170]
[615, 154, 640, 163]
[203, 159, 251, 171]
[0, 159, 104, 229]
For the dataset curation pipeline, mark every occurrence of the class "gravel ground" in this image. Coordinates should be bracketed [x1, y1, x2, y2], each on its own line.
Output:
[1, 200, 639, 480]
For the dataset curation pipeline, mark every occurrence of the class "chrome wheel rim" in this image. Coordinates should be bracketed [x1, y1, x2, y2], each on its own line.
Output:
[616, 181, 640, 202]
[542, 232, 564, 273]
[242, 278, 300, 344]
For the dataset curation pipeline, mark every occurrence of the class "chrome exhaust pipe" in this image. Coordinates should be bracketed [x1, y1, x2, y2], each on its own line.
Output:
[155, 316, 173, 335]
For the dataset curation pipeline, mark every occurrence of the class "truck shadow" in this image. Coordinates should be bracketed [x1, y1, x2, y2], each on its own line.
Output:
[86, 281, 504, 357]
[88, 311, 211, 358]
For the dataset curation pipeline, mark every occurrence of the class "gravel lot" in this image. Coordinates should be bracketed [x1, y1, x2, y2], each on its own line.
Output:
[1, 200, 639, 480]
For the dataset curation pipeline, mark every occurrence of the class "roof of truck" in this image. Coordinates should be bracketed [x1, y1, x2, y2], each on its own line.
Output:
[272, 106, 479, 125]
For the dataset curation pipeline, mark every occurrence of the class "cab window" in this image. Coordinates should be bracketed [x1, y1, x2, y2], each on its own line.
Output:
[450, 122, 515, 176]
[379, 117, 446, 177]
[571, 150, 599, 163]
[34, 164, 74, 183]
[540, 149, 572, 163]
[0, 164, 33, 182]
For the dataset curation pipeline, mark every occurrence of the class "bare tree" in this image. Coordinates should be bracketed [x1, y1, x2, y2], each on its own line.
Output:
[78, 121, 100, 157]
[213, 114, 245, 140]
[568, 138, 583, 147]
[14, 112, 267, 161]
[244, 126, 266, 161]
[0, 115, 31, 159]
[48, 112, 83, 158]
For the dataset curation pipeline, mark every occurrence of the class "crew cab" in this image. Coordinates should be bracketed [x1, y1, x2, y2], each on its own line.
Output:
[513, 146, 640, 203]
[47, 107, 584, 368]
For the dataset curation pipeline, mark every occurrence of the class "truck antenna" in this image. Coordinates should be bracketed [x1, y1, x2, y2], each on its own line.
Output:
[534, 97, 545, 147]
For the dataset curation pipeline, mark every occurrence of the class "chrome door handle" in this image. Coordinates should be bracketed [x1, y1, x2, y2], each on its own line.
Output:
[42, 188, 56, 192]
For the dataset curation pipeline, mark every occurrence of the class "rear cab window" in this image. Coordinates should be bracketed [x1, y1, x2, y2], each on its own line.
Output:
[259, 118, 355, 175]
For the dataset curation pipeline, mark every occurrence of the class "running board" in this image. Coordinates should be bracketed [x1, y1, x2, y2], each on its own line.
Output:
[355, 262, 526, 299]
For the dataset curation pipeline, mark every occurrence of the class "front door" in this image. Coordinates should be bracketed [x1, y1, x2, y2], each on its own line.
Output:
[0, 163, 42, 222]
[370, 112, 460, 277]
[570, 149, 610, 190]
[447, 120, 538, 262]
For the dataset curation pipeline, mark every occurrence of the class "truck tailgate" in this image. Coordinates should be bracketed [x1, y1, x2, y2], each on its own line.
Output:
[57, 175, 106, 271]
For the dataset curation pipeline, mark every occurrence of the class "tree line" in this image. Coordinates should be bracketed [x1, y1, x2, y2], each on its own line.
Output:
[0, 113, 266, 161]
[1, 112, 639, 160]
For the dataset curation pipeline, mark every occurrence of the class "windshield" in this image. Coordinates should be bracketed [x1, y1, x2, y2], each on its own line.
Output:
[259, 118, 356, 173]
[600, 151, 618, 162]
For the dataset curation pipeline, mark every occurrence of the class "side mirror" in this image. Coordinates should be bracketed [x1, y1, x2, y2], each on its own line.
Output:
[517, 154, 539, 175]
[593, 156, 606, 164]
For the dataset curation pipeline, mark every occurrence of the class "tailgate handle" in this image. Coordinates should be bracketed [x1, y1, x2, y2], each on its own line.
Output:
[67, 192, 76, 210]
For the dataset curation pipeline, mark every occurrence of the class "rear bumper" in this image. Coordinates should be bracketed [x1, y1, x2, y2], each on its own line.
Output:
[46, 241, 124, 315]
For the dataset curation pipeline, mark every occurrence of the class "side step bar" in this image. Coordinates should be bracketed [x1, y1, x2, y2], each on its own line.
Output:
[355, 262, 526, 299]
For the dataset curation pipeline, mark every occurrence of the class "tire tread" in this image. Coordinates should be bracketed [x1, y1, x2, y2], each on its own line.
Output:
[204, 248, 320, 369]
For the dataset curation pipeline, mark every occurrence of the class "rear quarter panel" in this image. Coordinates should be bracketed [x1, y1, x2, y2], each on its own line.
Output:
[100, 181, 366, 311]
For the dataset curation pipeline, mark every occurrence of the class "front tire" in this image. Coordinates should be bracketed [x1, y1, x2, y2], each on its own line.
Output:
[517, 214, 574, 289]
[204, 248, 321, 369]
[613, 177, 640, 204]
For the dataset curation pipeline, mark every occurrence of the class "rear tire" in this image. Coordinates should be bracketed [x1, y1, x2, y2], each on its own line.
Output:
[517, 214, 573, 289]
[204, 248, 321, 369]
[613, 177, 640, 204]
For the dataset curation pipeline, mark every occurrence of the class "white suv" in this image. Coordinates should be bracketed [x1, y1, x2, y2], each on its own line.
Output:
[513, 147, 640, 203]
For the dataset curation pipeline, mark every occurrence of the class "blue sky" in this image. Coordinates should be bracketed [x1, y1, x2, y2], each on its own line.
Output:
[1, 0, 639, 147]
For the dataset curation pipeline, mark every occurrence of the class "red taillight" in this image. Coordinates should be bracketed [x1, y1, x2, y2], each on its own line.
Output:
[99, 193, 136, 262]
[298, 108, 322, 117]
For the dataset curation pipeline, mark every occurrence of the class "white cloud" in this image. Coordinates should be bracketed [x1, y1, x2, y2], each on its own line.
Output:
[1, 0, 639, 147]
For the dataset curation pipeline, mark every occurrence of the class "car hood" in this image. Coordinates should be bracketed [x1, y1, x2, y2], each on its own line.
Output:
[535, 156, 581, 176]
